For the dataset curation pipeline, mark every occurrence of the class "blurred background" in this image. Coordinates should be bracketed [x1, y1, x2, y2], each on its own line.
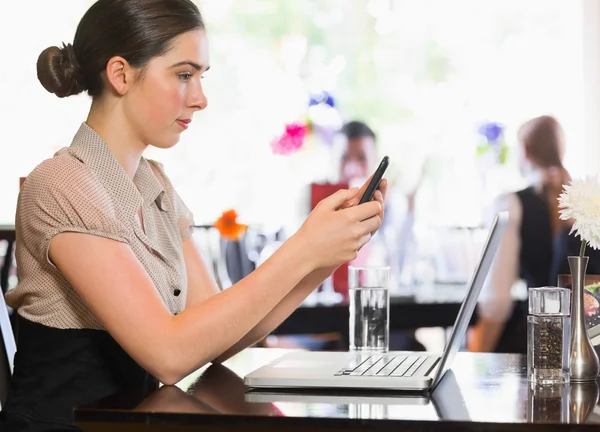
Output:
[5, 2, 600, 422]
[1, 0, 600, 293]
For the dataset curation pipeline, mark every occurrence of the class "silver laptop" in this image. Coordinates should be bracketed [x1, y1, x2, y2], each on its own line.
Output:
[245, 369, 469, 421]
[244, 212, 508, 392]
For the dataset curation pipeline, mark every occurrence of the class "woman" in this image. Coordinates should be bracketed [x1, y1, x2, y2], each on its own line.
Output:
[1, 1, 386, 430]
[468, 115, 571, 353]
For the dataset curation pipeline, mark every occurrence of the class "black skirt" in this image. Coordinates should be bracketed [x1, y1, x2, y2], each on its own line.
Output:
[0, 316, 157, 431]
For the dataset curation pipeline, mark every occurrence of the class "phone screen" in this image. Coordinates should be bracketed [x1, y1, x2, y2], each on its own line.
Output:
[359, 156, 390, 205]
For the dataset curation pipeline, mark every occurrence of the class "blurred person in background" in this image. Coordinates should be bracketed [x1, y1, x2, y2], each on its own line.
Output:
[335, 121, 423, 278]
[335, 120, 425, 350]
[468, 115, 571, 353]
[337, 121, 378, 189]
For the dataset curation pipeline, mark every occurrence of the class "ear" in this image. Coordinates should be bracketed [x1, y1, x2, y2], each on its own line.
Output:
[105, 56, 136, 96]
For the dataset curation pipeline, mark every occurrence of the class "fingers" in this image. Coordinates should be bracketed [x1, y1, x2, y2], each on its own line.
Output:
[357, 232, 372, 250]
[339, 198, 354, 210]
[346, 200, 382, 221]
[374, 189, 385, 221]
[356, 173, 375, 199]
[354, 216, 381, 252]
[360, 214, 382, 236]
[321, 188, 360, 210]
[377, 179, 388, 201]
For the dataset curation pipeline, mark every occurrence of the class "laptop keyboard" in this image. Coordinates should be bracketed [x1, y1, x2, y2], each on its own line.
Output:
[335, 355, 433, 377]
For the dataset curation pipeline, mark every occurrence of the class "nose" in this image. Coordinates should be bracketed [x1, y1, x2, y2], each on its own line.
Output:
[188, 80, 208, 112]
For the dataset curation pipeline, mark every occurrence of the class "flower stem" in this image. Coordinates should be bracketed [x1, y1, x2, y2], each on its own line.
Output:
[581, 239, 588, 258]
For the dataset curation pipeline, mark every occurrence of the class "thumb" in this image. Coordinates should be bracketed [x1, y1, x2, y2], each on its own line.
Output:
[322, 187, 360, 210]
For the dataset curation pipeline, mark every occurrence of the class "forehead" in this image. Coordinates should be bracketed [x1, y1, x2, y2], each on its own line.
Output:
[345, 137, 374, 155]
[152, 29, 210, 68]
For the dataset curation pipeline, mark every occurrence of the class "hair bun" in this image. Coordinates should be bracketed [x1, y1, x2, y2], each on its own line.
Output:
[37, 43, 86, 98]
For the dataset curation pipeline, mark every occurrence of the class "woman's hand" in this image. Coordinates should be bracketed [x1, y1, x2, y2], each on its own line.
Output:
[341, 177, 388, 236]
[295, 188, 382, 269]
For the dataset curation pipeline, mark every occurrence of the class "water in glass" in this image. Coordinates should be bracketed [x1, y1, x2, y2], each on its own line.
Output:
[349, 286, 389, 352]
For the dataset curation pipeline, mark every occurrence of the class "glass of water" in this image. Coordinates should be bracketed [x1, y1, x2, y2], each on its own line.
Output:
[348, 265, 390, 352]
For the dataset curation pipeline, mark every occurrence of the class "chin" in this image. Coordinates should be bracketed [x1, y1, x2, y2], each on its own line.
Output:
[153, 135, 181, 150]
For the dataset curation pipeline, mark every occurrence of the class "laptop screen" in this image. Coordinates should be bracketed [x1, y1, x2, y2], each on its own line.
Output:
[429, 212, 508, 389]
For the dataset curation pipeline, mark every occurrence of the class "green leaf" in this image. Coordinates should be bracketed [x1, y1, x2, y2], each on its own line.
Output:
[586, 282, 600, 293]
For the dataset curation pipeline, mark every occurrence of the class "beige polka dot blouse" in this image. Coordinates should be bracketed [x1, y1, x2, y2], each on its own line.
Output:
[5, 123, 195, 329]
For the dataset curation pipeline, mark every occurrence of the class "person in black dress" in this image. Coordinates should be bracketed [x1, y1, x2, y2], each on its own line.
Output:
[468, 115, 572, 353]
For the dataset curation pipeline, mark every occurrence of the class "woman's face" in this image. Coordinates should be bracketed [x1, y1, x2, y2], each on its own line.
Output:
[123, 29, 210, 149]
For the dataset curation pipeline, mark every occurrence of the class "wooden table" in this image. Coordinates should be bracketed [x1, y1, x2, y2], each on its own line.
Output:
[75, 348, 600, 431]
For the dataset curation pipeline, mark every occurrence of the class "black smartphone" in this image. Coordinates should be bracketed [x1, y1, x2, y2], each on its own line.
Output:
[358, 156, 390, 205]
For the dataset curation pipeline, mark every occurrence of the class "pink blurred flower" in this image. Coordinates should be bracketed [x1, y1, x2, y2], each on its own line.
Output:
[271, 122, 307, 155]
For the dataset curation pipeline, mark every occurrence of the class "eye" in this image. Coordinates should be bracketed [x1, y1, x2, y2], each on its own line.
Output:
[178, 72, 193, 82]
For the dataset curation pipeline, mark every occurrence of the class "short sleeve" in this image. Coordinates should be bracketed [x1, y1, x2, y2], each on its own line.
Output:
[18, 157, 128, 268]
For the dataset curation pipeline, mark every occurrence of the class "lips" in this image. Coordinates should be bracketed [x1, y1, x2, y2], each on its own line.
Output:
[176, 119, 191, 130]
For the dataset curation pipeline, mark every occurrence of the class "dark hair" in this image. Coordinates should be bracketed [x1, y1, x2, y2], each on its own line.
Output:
[518, 115, 571, 234]
[37, 0, 204, 98]
[519, 115, 564, 169]
[340, 121, 376, 141]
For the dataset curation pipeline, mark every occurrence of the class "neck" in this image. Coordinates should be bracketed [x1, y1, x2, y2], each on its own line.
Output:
[526, 168, 544, 185]
[86, 97, 147, 179]
[527, 165, 564, 195]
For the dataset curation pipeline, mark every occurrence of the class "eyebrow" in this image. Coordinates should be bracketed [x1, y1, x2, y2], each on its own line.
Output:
[170, 61, 210, 72]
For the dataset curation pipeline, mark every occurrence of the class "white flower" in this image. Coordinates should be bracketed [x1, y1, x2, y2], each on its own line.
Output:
[558, 176, 600, 250]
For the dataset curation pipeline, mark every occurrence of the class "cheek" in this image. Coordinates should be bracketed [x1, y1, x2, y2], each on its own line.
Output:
[136, 80, 185, 125]
[164, 88, 186, 112]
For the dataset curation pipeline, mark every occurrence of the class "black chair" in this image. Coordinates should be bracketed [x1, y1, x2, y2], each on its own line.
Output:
[189, 225, 252, 289]
[1, 238, 15, 296]
[0, 290, 16, 411]
[191, 225, 284, 289]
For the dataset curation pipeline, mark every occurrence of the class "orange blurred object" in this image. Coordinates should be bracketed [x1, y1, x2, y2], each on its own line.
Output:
[213, 209, 248, 241]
